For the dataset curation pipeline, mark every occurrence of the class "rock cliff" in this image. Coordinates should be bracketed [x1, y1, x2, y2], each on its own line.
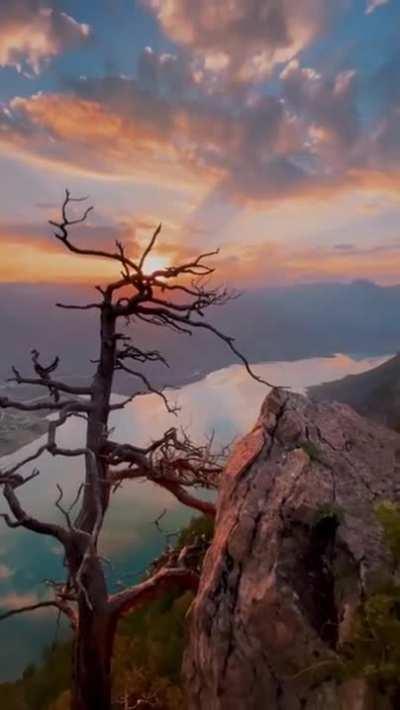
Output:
[184, 389, 400, 709]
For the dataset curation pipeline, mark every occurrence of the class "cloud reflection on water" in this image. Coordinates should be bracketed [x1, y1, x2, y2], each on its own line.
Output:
[0, 353, 390, 678]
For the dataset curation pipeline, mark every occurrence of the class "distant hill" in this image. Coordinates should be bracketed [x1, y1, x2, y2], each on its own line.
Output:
[0, 280, 400, 384]
[308, 353, 400, 430]
[1, 279, 400, 391]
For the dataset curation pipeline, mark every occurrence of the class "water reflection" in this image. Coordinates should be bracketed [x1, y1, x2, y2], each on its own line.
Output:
[0, 353, 389, 679]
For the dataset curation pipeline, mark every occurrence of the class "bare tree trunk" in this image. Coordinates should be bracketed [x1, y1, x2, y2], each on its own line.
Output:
[68, 511, 116, 710]
[77, 305, 116, 534]
[71, 605, 116, 710]
[0, 194, 268, 710]
[70, 306, 116, 710]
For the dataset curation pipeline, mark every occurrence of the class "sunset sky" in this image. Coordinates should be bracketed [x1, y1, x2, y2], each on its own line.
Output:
[0, 0, 400, 286]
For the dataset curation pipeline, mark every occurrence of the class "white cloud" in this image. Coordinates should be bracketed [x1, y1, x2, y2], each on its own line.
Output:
[366, 0, 390, 14]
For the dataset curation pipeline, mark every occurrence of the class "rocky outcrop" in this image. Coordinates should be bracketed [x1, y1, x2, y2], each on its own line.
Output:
[309, 353, 400, 430]
[184, 389, 400, 709]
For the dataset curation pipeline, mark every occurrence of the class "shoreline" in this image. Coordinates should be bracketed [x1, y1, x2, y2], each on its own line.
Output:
[0, 413, 49, 458]
[0, 350, 391, 461]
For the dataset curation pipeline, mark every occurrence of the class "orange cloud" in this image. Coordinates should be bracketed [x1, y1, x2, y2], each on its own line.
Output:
[0, 87, 321, 200]
[0, 238, 115, 284]
[1, 215, 400, 287]
[0, 219, 178, 285]
[1, 72, 400, 209]
[143, 0, 341, 84]
[211, 239, 400, 287]
[0, 4, 89, 74]
[0, 92, 215, 191]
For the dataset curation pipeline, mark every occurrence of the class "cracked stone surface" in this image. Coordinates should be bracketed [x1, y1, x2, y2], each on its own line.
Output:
[184, 389, 400, 710]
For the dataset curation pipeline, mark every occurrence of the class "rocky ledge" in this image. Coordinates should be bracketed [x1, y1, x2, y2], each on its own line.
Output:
[184, 389, 400, 709]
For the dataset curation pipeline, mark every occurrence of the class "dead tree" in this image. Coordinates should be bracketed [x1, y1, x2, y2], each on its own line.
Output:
[0, 191, 272, 710]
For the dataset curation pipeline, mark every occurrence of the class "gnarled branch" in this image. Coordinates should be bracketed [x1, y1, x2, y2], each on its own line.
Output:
[9, 365, 92, 396]
[0, 599, 77, 629]
[1, 481, 68, 543]
[49, 190, 139, 273]
[108, 565, 199, 618]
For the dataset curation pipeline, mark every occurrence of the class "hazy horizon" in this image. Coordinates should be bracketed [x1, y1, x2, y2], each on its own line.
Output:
[0, 279, 399, 388]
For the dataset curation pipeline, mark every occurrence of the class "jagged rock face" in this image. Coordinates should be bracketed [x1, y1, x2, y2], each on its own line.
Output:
[184, 389, 400, 710]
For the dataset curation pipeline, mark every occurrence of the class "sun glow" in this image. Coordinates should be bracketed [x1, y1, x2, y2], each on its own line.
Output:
[142, 253, 171, 274]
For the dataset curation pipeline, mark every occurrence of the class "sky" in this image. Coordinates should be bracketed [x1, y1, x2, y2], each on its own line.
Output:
[0, 0, 400, 287]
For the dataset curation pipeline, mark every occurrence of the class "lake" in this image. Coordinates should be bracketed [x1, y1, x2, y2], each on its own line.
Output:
[0, 352, 389, 680]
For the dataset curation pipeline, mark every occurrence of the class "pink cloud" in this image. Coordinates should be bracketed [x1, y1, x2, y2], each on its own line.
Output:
[0, 564, 13, 581]
[366, 0, 390, 14]
[0, 591, 50, 612]
[143, 0, 343, 84]
[0, 2, 90, 75]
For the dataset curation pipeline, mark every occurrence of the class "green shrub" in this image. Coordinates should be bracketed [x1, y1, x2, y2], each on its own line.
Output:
[338, 501, 400, 703]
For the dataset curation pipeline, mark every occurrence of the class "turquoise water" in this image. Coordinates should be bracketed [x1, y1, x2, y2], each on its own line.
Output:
[0, 353, 389, 680]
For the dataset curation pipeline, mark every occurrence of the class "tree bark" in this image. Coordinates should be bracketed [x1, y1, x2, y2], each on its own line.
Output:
[0, 195, 271, 710]
[71, 606, 116, 710]
[77, 305, 116, 534]
[70, 306, 118, 710]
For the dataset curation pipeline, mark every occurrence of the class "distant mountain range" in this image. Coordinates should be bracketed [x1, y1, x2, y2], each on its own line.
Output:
[1, 279, 400, 392]
[309, 353, 400, 430]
